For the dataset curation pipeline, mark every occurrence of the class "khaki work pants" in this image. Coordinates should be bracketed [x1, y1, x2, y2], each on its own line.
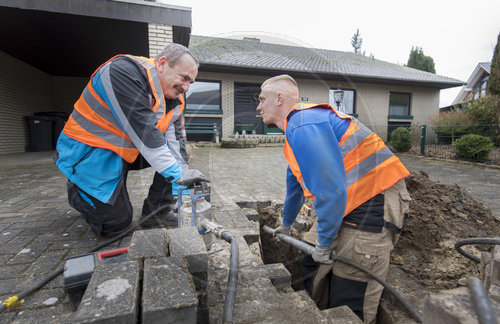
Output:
[305, 179, 410, 324]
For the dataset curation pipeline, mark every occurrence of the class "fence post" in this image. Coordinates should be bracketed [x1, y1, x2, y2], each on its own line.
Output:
[420, 125, 427, 155]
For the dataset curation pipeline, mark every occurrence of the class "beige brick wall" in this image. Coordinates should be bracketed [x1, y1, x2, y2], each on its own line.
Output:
[148, 23, 173, 57]
[195, 71, 440, 140]
[0, 51, 54, 154]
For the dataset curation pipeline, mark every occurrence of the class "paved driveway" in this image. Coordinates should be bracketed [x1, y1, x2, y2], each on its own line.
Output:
[0, 147, 498, 322]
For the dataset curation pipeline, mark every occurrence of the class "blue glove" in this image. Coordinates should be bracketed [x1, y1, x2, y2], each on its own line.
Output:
[172, 182, 190, 196]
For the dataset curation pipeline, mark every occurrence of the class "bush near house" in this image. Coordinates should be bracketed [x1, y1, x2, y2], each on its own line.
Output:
[453, 134, 494, 161]
[463, 95, 500, 145]
[390, 127, 412, 152]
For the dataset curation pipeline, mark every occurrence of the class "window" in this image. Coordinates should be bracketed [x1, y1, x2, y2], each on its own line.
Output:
[389, 92, 411, 117]
[473, 75, 489, 100]
[185, 81, 222, 114]
[329, 89, 355, 115]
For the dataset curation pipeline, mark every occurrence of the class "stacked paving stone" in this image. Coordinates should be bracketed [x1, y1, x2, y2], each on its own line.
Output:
[72, 228, 203, 323]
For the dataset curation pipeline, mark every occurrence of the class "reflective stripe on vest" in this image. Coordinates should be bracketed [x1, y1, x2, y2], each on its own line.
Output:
[283, 103, 410, 216]
[63, 54, 182, 163]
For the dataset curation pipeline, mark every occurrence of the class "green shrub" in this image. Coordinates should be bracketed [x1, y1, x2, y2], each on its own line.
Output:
[463, 95, 500, 146]
[390, 127, 412, 152]
[453, 134, 494, 161]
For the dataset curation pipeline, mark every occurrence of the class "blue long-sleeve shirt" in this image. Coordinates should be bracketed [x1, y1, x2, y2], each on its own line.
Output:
[282, 108, 350, 247]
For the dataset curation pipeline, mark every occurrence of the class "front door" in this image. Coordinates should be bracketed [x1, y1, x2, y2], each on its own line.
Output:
[234, 83, 264, 134]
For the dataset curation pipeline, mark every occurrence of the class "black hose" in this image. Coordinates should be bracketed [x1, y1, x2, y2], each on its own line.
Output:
[262, 225, 423, 323]
[454, 237, 500, 263]
[199, 220, 239, 324]
[220, 232, 239, 324]
[0, 204, 172, 313]
[467, 277, 498, 324]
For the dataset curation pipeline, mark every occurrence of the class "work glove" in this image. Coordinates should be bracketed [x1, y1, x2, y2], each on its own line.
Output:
[273, 224, 291, 238]
[172, 182, 191, 196]
[175, 169, 209, 187]
[162, 163, 183, 183]
[312, 242, 334, 264]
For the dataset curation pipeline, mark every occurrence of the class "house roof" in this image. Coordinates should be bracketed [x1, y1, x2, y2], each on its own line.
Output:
[189, 35, 464, 89]
[452, 62, 491, 104]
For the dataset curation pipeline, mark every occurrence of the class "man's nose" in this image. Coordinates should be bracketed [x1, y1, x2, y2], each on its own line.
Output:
[181, 82, 190, 93]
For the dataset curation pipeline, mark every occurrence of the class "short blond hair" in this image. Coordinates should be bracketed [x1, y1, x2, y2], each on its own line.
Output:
[261, 74, 297, 90]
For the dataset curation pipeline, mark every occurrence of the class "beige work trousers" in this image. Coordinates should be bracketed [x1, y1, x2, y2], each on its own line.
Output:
[308, 179, 410, 324]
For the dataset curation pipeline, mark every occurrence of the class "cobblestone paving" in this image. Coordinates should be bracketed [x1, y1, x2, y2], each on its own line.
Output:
[0, 146, 498, 322]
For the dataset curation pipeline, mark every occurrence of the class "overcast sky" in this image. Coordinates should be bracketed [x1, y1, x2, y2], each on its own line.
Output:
[162, 0, 500, 107]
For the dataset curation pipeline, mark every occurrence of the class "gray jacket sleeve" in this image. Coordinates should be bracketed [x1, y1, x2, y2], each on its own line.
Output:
[165, 112, 189, 169]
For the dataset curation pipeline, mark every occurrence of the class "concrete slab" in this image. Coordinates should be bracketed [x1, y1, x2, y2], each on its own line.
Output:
[73, 261, 140, 323]
[127, 228, 168, 260]
[142, 257, 197, 324]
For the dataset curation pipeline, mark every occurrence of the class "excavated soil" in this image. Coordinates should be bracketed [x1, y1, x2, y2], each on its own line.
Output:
[258, 171, 499, 293]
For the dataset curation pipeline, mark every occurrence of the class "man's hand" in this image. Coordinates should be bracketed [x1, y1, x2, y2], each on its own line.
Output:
[273, 224, 291, 238]
[312, 242, 334, 264]
[175, 169, 209, 187]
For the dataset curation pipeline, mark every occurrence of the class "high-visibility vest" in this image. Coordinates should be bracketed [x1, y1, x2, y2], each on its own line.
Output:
[62, 54, 185, 163]
[283, 103, 410, 216]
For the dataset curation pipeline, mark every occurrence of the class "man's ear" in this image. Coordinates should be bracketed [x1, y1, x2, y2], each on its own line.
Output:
[276, 92, 284, 105]
[157, 56, 169, 72]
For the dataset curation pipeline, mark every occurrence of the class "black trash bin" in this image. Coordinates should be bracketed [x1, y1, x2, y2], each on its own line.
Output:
[25, 115, 54, 152]
[34, 112, 69, 149]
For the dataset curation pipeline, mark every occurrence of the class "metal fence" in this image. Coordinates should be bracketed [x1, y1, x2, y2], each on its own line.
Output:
[388, 124, 500, 165]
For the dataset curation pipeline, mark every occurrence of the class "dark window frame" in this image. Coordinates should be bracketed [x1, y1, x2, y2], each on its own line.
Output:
[184, 79, 223, 114]
[388, 92, 412, 118]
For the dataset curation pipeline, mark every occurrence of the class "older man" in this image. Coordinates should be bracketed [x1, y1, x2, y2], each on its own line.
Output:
[55, 43, 203, 237]
[257, 74, 411, 323]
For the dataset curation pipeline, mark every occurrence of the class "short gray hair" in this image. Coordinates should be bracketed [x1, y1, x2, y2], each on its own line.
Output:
[155, 43, 199, 67]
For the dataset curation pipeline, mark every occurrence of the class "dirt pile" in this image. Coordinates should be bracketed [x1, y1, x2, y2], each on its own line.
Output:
[393, 171, 499, 290]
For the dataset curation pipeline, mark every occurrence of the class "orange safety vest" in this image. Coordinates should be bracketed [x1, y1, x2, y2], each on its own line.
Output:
[62, 54, 185, 163]
[283, 103, 410, 216]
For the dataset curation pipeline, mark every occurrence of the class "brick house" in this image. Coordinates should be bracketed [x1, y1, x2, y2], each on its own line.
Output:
[186, 35, 464, 141]
[0, 0, 191, 154]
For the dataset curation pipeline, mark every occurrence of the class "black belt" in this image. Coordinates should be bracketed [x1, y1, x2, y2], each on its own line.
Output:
[343, 213, 408, 234]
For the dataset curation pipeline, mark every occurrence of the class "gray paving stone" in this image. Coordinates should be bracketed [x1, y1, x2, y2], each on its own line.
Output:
[0, 312, 17, 323]
[0, 228, 23, 245]
[240, 263, 292, 289]
[0, 236, 35, 255]
[23, 250, 65, 276]
[423, 287, 478, 323]
[167, 227, 208, 275]
[127, 228, 168, 260]
[73, 260, 140, 324]
[0, 263, 29, 279]
[7, 240, 50, 265]
[142, 257, 198, 323]
[0, 277, 28, 295]
[16, 288, 65, 311]
[12, 305, 74, 324]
